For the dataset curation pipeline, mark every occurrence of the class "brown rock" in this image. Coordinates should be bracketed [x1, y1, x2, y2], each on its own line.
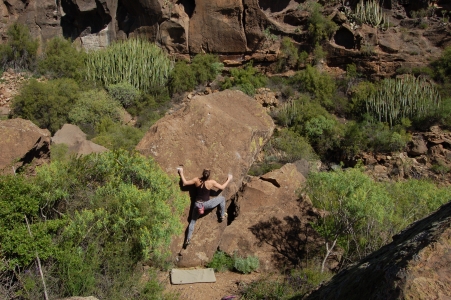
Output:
[306, 201, 451, 300]
[219, 164, 328, 271]
[136, 90, 275, 267]
[52, 124, 108, 156]
[189, 0, 247, 53]
[0, 118, 51, 174]
[408, 136, 428, 156]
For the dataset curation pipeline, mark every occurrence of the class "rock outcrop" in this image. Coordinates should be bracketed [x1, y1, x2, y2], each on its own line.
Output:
[219, 163, 334, 271]
[306, 200, 451, 300]
[0, 118, 51, 174]
[136, 89, 275, 267]
[356, 126, 451, 185]
[52, 124, 108, 156]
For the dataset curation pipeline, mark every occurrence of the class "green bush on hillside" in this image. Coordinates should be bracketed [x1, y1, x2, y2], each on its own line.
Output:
[290, 65, 336, 108]
[11, 78, 80, 133]
[271, 128, 318, 163]
[68, 89, 122, 130]
[275, 37, 300, 72]
[92, 117, 145, 151]
[106, 82, 140, 108]
[221, 63, 268, 96]
[306, 2, 338, 44]
[0, 23, 39, 71]
[37, 36, 86, 80]
[169, 54, 223, 95]
[0, 150, 189, 298]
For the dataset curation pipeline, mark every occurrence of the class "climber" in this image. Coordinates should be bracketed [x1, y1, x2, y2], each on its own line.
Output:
[178, 167, 233, 246]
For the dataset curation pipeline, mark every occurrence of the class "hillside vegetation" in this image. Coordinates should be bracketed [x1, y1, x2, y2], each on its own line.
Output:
[1, 0, 451, 297]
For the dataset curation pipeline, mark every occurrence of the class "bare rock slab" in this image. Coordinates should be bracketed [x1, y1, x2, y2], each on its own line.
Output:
[52, 124, 108, 156]
[0, 118, 51, 174]
[219, 163, 325, 271]
[136, 90, 275, 267]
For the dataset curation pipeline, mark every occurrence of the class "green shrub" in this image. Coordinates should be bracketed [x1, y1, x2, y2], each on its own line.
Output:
[206, 251, 235, 272]
[37, 36, 86, 80]
[0, 23, 39, 70]
[68, 89, 122, 129]
[307, 2, 338, 44]
[11, 78, 80, 133]
[93, 117, 145, 151]
[168, 60, 196, 94]
[0, 175, 64, 269]
[234, 255, 260, 274]
[85, 38, 173, 92]
[272, 128, 318, 162]
[290, 65, 336, 108]
[221, 63, 268, 96]
[169, 54, 223, 95]
[349, 81, 376, 117]
[106, 82, 140, 108]
[431, 160, 451, 175]
[191, 53, 223, 84]
[432, 46, 451, 83]
[240, 267, 332, 300]
[275, 37, 299, 72]
[341, 118, 411, 157]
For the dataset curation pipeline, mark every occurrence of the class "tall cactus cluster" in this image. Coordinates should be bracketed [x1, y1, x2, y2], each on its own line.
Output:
[354, 0, 387, 27]
[365, 75, 441, 127]
[85, 39, 173, 92]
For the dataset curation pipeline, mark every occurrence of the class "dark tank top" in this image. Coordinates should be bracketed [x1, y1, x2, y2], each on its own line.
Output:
[196, 181, 210, 202]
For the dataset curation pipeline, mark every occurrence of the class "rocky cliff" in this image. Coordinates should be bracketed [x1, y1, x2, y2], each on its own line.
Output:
[1, 0, 450, 76]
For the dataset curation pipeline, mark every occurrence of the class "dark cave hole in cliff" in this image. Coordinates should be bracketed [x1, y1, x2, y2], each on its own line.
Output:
[178, 0, 195, 18]
[334, 27, 355, 50]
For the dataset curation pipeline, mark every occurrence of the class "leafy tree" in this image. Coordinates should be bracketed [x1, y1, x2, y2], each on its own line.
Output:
[304, 167, 393, 271]
[276, 37, 300, 72]
[271, 128, 318, 163]
[0, 23, 39, 70]
[37, 36, 86, 80]
[11, 78, 80, 133]
[191, 53, 223, 84]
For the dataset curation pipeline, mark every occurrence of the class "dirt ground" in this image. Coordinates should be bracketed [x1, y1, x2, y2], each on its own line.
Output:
[159, 269, 264, 300]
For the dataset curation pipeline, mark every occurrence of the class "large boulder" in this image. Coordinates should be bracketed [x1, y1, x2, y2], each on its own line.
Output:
[52, 124, 108, 156]
[136, 89, 275, 267]
[219, 163, 321, 271]
[0, 118, 51, 174]
[306, 201, 451, 300]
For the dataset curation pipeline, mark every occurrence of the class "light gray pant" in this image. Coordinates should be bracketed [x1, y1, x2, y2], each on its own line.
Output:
[187, 195, 226, 241]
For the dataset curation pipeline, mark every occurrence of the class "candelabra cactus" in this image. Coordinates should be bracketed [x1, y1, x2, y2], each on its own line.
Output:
[365, 75, 441, 127]
[85, 38, 173, 92]
[354, 0, 387, 27]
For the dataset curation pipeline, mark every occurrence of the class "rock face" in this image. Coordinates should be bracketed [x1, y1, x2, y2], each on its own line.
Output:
[136, 89, 275, 267]
[355, 126, 451, 185]
[306, 201, 451, 300]
[219, 163, 332, 271]
[52, 124, 108, 156]
[0, 118, 51, 174]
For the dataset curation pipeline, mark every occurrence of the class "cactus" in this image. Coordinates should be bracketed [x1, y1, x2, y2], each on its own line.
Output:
[365, 75, 441, 127]
[85, 38, 173, 92]
[354, 0, 387, 28]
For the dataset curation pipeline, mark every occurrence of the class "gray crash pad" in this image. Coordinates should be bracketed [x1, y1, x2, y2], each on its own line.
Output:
[170, 268, 216, 285]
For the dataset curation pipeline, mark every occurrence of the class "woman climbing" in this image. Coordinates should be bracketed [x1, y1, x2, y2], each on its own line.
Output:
[178, 167, 233, 246]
